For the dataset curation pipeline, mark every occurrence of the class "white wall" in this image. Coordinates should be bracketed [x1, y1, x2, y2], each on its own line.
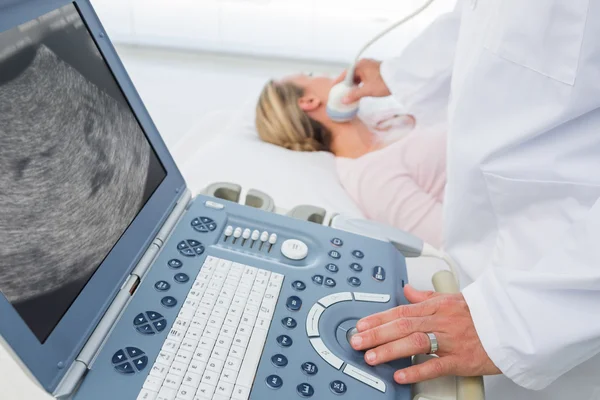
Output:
[91, 0, 456, 64]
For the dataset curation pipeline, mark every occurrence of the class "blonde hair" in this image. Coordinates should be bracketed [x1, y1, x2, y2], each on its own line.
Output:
[255, 81, 332, 152]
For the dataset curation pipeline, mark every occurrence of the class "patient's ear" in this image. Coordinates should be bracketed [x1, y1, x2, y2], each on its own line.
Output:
[298, 95, 321, 112]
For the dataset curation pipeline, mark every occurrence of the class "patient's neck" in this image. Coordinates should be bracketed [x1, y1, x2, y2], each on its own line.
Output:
[328, 119, 378, 159]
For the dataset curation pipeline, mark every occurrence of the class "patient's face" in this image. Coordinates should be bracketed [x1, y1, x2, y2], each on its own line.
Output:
[284, 74, 334, 104]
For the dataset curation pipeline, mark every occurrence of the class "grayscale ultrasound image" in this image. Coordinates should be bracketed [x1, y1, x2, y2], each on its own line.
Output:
[0, 5, 165, 342]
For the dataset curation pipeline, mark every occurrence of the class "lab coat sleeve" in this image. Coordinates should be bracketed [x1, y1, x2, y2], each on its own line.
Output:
[379, 4, 462, 126]
[462, 198, 600, 390]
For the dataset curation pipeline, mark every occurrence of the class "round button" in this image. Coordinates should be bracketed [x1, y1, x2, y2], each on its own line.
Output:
[286, 296, 302, 311]
[330, 380, 347, 395]
[155, 280, 170, 291]
[271, 354, 288, 367]
[325, 263, 339, 273]
[161, 296, 177, 308]
[266, 374, 283, 389]
[301, 362, 318, 376]
[348, 277, 361, 287]
[324, 277, 336, 288]
[168, 259, 182, 269]
[276, 335, 293, 347]
[312, 275, 324, 285]
[281, 239, 309, 260]
[328, 250, 341, 260]
[174, 273, 190, 283]
[352, 250, 364, 259]
[350, 263, 363, 272]
[282, 317, 297, 329]
[331, 238, 343, 247]
[291, 280, 306, 291]
[297, 383, 314, 398]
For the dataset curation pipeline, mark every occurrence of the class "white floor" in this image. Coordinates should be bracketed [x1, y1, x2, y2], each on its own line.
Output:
[114, 45, 344, 149]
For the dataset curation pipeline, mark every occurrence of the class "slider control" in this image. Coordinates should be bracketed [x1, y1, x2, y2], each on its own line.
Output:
[233, 227, 242, 244]
[251, 230, 260, 248]
[259, 231, 269, 251]
[242, 228, 251, 246]
[224, 225, 234, 242]
[268, 233, 277, 253]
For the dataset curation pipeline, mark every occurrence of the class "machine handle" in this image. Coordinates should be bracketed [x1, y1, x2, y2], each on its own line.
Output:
[432, 271, 485, 400]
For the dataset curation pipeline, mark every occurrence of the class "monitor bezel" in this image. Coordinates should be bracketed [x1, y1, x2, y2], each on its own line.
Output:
[0, 0, 187, 392]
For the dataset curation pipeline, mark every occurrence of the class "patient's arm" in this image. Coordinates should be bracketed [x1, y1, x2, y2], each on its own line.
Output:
[338, 155, 444, 248]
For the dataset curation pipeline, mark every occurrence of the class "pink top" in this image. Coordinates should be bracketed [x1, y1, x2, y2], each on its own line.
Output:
[336, 129, 447, 248]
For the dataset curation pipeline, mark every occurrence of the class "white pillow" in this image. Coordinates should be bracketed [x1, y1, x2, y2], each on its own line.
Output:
[175, 101, 365, 217]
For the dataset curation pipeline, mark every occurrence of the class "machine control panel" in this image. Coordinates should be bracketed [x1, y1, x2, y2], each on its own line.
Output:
[74, 195, 411, 400]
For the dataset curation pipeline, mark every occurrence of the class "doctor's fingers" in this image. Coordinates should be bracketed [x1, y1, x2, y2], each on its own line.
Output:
[356, 300, 437, 332]
[394, 357, 458, 385]
[351, 316, 439, 352]
[362, 332, 450, 366]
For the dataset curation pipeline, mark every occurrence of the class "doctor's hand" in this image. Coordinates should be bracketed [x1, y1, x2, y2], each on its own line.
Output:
[334, 58, 391, 104]
[350, 285, 502, 384]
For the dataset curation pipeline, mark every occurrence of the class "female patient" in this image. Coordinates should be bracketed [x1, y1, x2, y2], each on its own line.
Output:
[255, 74, 446, 247]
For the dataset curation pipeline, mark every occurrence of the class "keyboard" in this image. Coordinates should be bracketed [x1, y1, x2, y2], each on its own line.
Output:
[138, 256, 284, 400]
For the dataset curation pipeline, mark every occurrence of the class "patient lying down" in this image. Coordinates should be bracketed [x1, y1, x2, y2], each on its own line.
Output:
[255, 74, 446, 248]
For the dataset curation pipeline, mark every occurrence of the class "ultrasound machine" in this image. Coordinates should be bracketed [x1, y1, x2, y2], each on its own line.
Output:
[0, 1, 483, 400]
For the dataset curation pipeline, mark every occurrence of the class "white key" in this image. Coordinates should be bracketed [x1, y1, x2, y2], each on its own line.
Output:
[175, 349, 193, 365]
[195, 307, 211, 320]
[207, 357, 224, 373]
[319, 292, 353, 307]
[187, 289, 204, 300]
[173, 319, 190, 331]
[178, 307, 195, 321]
[157, 386, 177, 400]
[195, 382, 216, 399]
[207, 316, 224, 330]
[239, 313, 256, 327]
[235, 324, 252, 337]
[162, 340, 180, 354]
[243, 304, 258, 316]
[155, 352, 174, 367]
[212, 395, 231, 400]
[193, 347, 211, 363]
[309, 337, 344, 369]
[246, 295, 262, 308]
[270, 272, 284, 283]
[168, 328, 185, 343]
[215, 335, 233, 350]
[201, 369, 219, 386]
[219, 325, 235, 338]
[223, 315, 238, 328]
[150, 363, 169, 379]
[220, 368, 238, 384]
[188, 359, 207, 376]
[211, 346, 229, 361]
[143, 375, 163, 391]
[182, 371, 201, 388]
[189, 318, 207, 332]
[197, 337, 215, 350]
[163, 373, 183, 390]
[215, 381, 234, 397]
[258, 304, 275, 320]
[255, 317, 270, 331]
[185, 328, 203, 342]
[176, 385, 196, 400]
[353, 292, 391, 303]
[180, 338, 198, 353]
[203, 326, 218, 340]
[218, 258, 233, 271]
[235, 328, 267, 388]
[229, 345, 245, 360]
[211, 306, 228, 320]
[343, 363, 387, 393]
[224, 356, 241, 372]
[232, 333, 249, 348]
[231, 385, 250, 400]
[169, 361, 187, 376]
[306, 303, 326, 337]
[137, 389, 158, 400]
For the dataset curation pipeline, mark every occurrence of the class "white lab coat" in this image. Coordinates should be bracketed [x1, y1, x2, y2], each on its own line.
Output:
[381, 0, 600, 399]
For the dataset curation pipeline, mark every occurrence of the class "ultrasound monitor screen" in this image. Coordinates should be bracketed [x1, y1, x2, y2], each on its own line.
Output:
[0, 4, 166, 342]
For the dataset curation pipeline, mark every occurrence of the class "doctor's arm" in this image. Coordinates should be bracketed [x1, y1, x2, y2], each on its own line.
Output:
[337, 3, 462, 124]
[349, 196, 600, 389]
